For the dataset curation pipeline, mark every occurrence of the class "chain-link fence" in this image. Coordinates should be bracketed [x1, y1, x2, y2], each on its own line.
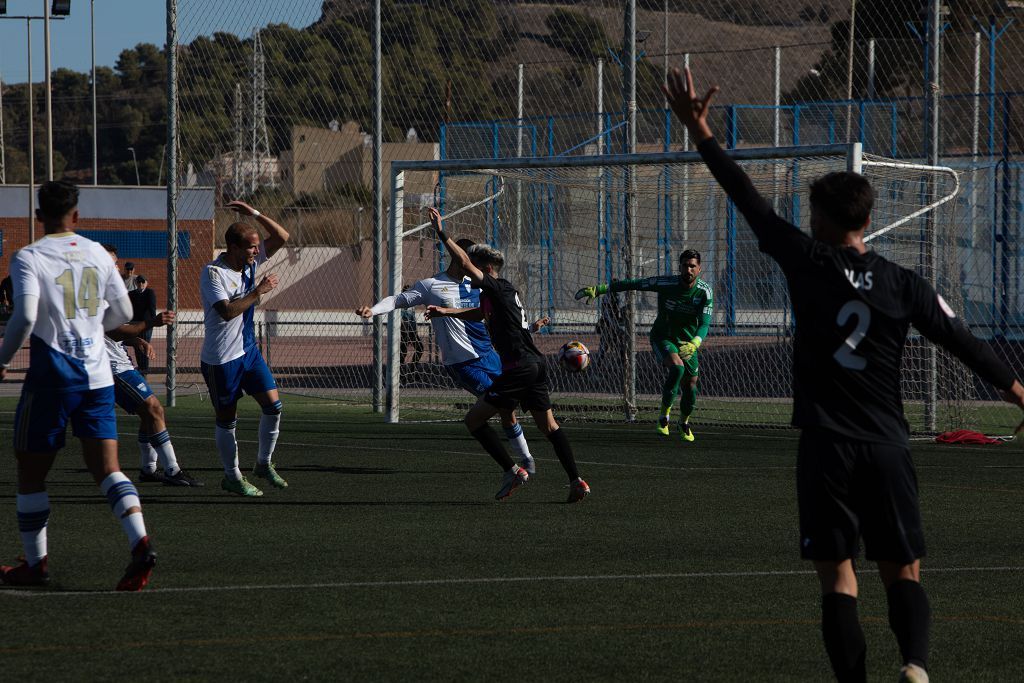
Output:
[163, 0, 1024, 431]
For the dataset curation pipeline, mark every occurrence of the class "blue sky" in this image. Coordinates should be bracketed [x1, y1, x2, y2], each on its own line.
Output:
[0, 1, 320, 84]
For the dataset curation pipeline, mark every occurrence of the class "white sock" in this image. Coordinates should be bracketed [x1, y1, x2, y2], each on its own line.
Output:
[257, 401, 282, 465]
[150, 430, 180, 476]
[216, 420, 242, 480]
[503, 423, 532, 460]
[138, 433, 158, 474]
[100, 472, 147, 550]
[16, 492, 50, 566]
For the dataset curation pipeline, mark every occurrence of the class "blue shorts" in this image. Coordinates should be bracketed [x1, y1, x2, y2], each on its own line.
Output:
[201, 345, 277, 410]
[447, 351, 503, 397]
[13, 385, 118, 452]
[114, 370, 155, 415]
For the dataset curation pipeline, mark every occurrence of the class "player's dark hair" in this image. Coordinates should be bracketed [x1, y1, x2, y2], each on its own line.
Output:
[136, 275, 147, 284]
[809, 171, 874, 231]
[455, 238, 475, 250]
[37, 180, 79, 222]
[102, 243, 118, 255]
[225, 222, 258, 247]
[468, 244, 504, 273]
[680, 249, 701, 265]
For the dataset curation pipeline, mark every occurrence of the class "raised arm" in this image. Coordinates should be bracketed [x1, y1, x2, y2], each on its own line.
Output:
[910, 277, 1023, 411]
[575, 278, 653, 304]
[662, 67, 802, 252]
[430, 208, 483, 285]
[228, 200, 290, 258]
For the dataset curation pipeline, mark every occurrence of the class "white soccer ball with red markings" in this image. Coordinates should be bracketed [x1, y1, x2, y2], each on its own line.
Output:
[558, 341, 591, 372]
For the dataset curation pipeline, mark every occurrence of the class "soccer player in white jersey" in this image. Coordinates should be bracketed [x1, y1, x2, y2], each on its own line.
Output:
[0, 181, 157, 591]
[101, 244, 201, 487]
[200, 200, 289, 497]
[355, 238, 539, 474]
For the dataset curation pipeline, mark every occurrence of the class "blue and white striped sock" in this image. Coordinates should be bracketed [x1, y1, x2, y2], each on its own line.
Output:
[257, 401, 283, 465]
[149, 430, 180, 476]
[100, 472, 147, 550]
[16, 492, 49, 566]
[503, 422, 532, 461]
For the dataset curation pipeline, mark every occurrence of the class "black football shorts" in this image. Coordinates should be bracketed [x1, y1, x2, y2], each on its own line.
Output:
[796, 428, 926, 564]
[482, 361, 552, 412]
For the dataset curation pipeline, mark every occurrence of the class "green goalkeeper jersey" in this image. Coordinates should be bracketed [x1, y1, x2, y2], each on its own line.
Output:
[609, 276, 713, 342]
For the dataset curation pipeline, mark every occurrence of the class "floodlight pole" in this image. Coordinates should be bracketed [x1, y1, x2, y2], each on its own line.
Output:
[43, 0, 52, 180]
[27, 17, 34, 239]
[924, 0, 942, 432]
[165, 0, 178, 407]
[91, 0, 97, 184]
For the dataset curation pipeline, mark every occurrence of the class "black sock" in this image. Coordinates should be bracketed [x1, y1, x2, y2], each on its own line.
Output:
[887, 579, 930, 670]
[546, 428, 579, 481]
[821, 592, 867, 683]
[470, 425, 514, 471]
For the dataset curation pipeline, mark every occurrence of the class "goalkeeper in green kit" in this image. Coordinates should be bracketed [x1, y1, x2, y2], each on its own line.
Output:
[576, 249, 712, 441]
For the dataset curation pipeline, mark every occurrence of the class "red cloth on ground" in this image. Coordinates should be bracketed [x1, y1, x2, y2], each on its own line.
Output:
[934, 429, 1001, 445]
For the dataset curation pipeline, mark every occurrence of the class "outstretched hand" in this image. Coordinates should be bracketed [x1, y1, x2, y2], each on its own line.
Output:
[661, 67, 718, 143]
[428, 207, 445, 240]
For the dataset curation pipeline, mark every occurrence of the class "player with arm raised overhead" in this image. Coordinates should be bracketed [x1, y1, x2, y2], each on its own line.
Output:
[576, 249, 712, 441]
[0, 181, 156, 591]
[101, 244, 201, 487]
[200, 200, 289, 497]
[425, 209, 589, 502]
[355, 237, 538, 475]
[664, 66, 1024, 683]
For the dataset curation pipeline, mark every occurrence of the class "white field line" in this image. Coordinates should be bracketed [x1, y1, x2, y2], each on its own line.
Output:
[2, 565, 1021, 599]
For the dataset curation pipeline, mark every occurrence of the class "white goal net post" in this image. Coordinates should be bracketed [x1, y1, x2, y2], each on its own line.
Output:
[385, 143, 964, 428]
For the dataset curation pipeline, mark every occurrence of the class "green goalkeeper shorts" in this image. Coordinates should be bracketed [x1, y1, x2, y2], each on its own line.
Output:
[651, 337, 699, 376]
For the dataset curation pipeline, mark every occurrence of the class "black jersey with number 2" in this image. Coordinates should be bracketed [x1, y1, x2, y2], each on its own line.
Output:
[478, 273, 543, 367]
[697, 137, 1014, 445]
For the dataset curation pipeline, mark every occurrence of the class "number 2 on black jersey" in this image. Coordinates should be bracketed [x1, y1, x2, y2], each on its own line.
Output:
[834, 300, 870, 370]
[514, 292, 528, 330]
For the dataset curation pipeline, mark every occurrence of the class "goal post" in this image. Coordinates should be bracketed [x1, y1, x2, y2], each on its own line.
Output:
[386, 143, 964, 428]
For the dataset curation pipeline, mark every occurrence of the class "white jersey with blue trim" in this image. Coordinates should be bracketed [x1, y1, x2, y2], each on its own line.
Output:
[200, 241, 268, 365]
[395, 273, 492, 366]
[11, 233, 127, 391]
[104, 336, 135, 375]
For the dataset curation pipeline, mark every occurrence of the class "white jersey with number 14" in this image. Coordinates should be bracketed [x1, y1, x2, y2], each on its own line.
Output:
[10, 233, 128, 390]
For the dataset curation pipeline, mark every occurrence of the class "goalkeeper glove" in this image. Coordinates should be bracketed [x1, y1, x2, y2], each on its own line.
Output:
[678, 336, 702, 361]
[574, 284, 608, 304]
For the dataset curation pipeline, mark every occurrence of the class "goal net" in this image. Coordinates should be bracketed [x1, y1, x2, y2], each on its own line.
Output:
[385, 143, 980, 431]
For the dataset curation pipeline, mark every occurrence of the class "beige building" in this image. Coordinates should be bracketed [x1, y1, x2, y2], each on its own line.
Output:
[279, 121, 439, 204]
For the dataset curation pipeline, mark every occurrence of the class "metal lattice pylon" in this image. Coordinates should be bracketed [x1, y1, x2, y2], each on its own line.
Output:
[251, 29, 270, 193]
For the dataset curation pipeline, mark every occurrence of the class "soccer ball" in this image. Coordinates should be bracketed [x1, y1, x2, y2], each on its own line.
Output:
[558, 341, 590, 372]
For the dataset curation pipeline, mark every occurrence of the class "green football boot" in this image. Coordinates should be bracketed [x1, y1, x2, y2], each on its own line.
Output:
[679, 422, 695, 442]
[253, 462, 288, 489]
[221, 476, 263, 497]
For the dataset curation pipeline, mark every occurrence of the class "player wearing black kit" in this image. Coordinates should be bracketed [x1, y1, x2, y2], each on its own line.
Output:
[663, 67, 1024, 683]
[424, 208, 590, 503]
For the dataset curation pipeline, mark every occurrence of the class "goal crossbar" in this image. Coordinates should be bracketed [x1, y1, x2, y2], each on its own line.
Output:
[385, 142, 862, 423]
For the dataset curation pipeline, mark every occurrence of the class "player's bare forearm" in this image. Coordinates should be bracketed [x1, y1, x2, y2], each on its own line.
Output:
[214, 291, 261, 321]
[258, 213, 290, 257]
[429, 207, 483, 283]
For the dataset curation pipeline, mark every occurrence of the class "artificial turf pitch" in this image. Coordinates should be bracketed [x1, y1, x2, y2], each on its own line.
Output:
[0, 395, 1021, 680]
